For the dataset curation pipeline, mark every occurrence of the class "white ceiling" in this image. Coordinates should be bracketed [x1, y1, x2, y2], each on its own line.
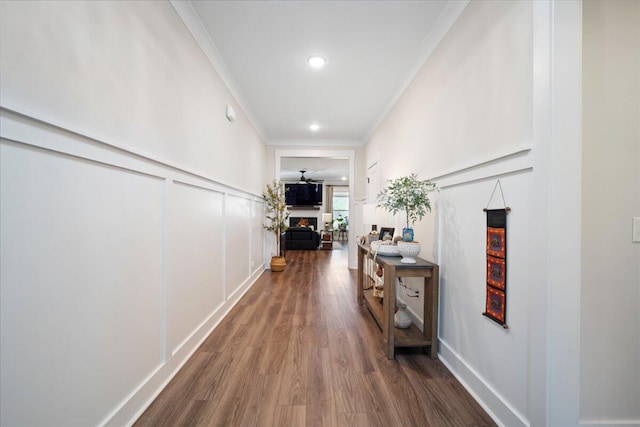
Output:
[173, 1, 467, 183]
[183, 0, 466, 147]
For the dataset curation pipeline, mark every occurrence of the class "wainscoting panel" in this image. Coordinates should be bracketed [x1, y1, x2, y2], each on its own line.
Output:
[225, 195, 252, 298]
[0, 108, 265, 427]
[436, 165, 533, 427]
[0, 141, 164, 427]
[166, 181, 225, 356]
[251, 199, 265, 274]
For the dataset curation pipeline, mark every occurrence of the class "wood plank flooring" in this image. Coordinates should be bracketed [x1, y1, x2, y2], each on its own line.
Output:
[135, 248, 496, 427]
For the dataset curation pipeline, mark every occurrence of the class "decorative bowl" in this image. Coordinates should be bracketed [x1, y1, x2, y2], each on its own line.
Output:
[375, 244, 400, 257]
[397, 241, 421, 264]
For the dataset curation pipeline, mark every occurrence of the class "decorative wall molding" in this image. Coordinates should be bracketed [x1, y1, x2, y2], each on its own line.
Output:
[438, 339, 529, 427]
[429, 145, 533, 189]
[1, 105, 266, 427]
[0, 105, 262, 200]
[173, 179, 227, 195]
[0, 136, 169, 184]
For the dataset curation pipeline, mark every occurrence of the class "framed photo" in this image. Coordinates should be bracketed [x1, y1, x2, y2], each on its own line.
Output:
[486, 227, 506, 258]
[379, 227, 395, 241]
[486, 256, 506, 290]
[485, 287, 506, 324]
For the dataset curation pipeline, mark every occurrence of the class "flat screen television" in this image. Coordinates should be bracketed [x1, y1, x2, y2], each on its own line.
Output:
[284, 183, 323, 206]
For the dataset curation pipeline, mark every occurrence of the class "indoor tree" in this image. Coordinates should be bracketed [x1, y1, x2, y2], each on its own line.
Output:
[262, 180, 289, 271]
[376, 173, 437, 242]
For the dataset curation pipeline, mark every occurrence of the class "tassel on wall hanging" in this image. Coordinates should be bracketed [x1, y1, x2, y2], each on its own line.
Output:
[483, 180, 510, 329]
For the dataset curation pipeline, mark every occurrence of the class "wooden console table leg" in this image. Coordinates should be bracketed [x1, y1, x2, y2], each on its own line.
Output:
[383, 265, 396, 359]
[427, 265, 439, 358]
[357, 246, 364, 306]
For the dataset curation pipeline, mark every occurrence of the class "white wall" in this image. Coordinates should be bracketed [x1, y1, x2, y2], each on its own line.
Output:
[0, 1, 266, 426]
[362, 0, 588, 425]
[0, 1, 265, 195]
[581, 1, 640, 424]
[365, 2, 534, 423]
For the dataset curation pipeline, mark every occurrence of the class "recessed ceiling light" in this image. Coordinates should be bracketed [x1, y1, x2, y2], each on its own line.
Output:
[309, 124, 320, 131]
[341, 176, 347, 181]
[307, 56, 326, 68]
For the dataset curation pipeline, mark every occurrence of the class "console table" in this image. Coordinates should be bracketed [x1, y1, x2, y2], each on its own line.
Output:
[357, 243, 439, 359]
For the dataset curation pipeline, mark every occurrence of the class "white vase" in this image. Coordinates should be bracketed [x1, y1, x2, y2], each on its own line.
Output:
[394, 301, 412, 328]
[397, 241, 421, 264]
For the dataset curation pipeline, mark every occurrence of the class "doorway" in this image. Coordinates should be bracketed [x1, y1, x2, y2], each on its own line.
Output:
[275, 149, 356, 268]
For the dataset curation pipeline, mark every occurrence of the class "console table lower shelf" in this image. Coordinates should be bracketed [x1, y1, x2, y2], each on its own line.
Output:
[362, 290, 433, 348]
[357, 243, 439, 359]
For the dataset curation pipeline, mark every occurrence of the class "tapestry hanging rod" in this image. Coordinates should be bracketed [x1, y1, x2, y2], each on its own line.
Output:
[483, 179, 511, 212]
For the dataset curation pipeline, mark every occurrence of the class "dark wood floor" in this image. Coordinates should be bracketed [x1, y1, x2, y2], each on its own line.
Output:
[135, 247, 496, 427]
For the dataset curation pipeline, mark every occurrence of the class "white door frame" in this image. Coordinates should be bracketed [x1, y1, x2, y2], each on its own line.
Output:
[275, 149, 357, 269]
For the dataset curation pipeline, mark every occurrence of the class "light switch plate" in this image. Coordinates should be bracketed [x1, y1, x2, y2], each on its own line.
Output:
[633, 217, 640, 243]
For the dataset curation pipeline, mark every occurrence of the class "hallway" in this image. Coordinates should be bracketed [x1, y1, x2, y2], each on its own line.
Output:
[135, 249, 495, 426]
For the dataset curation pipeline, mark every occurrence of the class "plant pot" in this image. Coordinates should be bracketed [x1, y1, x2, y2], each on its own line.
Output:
[397, 241, 421, 264]
[270, 255, 286, 272]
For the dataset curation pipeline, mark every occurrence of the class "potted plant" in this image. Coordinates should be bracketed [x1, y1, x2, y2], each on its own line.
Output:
[376, 173, 437, 263]
[333, 215, 348, 231]
[262, 180, 289, 272]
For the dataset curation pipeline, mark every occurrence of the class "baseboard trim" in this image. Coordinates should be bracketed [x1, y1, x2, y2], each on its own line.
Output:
[438, 339, 529, 427]
[102, 267, 266, 427]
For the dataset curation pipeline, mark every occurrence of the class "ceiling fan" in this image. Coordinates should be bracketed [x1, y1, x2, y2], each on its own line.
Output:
[297, 170, 323, 184]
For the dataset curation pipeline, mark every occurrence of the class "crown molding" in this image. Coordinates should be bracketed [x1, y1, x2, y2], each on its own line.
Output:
[268, 139, 364, 147]
[361, 0, 470, 143]
[170, 0, 269, 143]
[172, 0, 469, 148]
